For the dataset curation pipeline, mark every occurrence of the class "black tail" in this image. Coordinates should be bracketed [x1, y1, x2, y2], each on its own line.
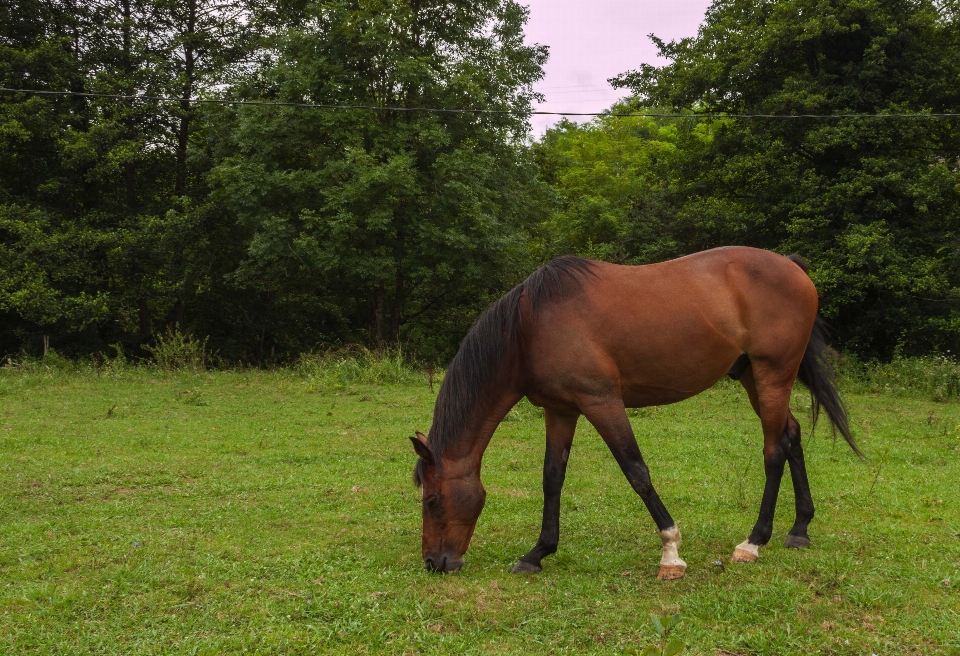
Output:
[795, 307, 863, 458]
[787, 254, 860, 456]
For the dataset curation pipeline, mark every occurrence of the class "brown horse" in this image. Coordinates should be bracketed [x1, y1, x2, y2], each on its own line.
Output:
[409, 246, 859, 578]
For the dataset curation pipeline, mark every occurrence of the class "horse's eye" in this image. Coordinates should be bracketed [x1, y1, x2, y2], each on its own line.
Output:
[426, 495, 440, 509]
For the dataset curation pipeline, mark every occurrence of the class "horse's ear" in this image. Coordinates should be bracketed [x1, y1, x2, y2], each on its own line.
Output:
[410, 433, 435, 465]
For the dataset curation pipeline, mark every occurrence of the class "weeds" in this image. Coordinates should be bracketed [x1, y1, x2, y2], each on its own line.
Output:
[175, 388, 206, 406]
[837, 354, 960, 401]
[626, 614, 685, 656]
[100, 343, 130, 376]
[296, 345, 426, 388]
[144, 329, 212, 372]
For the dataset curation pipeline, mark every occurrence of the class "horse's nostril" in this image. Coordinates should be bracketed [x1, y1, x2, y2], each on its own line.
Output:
[440, 556, 447, 572]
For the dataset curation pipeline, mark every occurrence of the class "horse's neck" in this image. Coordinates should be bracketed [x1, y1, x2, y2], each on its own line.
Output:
[447, 385, 523, 467]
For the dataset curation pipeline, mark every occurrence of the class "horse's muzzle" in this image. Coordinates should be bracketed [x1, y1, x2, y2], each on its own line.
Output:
[424, 554, 464, 573]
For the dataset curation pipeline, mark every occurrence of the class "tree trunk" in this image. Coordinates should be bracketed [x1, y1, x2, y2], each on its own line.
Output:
[391, 214, 406, 343]
[122, 0, 137, 208]
[125, 162, 137, 208]
[255, 325, 266, 368]
[172, 298, 185, 329]
[374, 281, 386, 349]
[138, 298, 152, 336]
[390, 266, 403, 342]
[175, 0, 196, 196]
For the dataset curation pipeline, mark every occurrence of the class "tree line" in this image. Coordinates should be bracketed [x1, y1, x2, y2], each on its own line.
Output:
[2, 0, 959, 363]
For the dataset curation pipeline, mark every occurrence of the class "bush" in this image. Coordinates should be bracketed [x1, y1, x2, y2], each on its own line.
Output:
[0, 350, 76, 376]
[143, 330, 212, 372]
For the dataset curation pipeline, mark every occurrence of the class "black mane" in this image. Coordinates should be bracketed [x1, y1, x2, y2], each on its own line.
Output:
[414, 256, 597, 486]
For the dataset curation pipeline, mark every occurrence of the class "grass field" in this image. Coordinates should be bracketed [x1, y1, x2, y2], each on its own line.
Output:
[1, 367, 958, 654]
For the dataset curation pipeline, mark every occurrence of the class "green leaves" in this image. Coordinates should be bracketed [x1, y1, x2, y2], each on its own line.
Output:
[0, 204, 114, 331]
[209, 0, 547, 355]
[663, 637, 685, 656]
[651, 612, 682, 637]
[625, 614, 685, 656]
[535, 107, 683, 264]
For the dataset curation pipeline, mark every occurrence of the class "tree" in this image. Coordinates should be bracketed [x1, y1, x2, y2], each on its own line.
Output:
[534, 107, 688, 264]
[0, 0, 118, 353]
[611, 0, 960, 358]
[0, 0, 262, 357]
[208, 0, 548, 358]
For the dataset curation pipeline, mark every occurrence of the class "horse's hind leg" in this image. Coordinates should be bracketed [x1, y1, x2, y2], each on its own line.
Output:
[581, 400, 686, 580]
[511, 408, 579, 574]
[783, 417, 814, 548]
[733, 366, 807, 562]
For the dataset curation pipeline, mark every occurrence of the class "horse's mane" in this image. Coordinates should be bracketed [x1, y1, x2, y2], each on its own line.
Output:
[414, 256, 597, 486]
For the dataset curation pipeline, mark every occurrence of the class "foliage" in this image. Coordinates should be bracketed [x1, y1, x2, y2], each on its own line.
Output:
[838, 353, 960, 401]
[207, 0, 548, 357]
[7, 0, 960, 366]
[626, 614, 685, 656]
[0, 0, 265, 359]
[601, 0, 960, 359]
[534, 107, 687, 264]
[0, 0, 548, 364]
[143, 328, 211, 371]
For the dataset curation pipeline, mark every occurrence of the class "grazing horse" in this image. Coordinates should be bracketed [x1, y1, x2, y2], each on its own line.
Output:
[409, 247, 858, 578]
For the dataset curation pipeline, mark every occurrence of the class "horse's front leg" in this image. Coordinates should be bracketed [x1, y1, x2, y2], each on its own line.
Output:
[581, 400, 686, 580]
[511, 408, 578, 574]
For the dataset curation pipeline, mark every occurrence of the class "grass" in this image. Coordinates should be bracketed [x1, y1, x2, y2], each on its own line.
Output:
[0, 365, 958, 655]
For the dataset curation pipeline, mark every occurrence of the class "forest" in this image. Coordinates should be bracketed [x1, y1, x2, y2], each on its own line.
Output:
[2, 0, 960, 364]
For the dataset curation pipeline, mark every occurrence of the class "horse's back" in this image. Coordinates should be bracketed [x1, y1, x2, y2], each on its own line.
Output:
[522, 247, 818, 408]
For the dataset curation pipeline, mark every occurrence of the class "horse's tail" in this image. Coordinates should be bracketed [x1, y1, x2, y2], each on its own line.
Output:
[787, 255, 862, 457]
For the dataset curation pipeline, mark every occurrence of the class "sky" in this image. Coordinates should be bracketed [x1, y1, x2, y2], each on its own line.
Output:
[523, 0, 713, 135]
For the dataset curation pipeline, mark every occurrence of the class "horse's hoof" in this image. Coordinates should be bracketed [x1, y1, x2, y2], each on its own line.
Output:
[657, 564, 686, 580]
[731, 548, 759, 563]
[784, 534, 810, 549]
[510, 560, 542, 574]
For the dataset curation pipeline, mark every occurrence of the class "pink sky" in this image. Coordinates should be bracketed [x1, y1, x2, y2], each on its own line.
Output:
[523, 0, 712, 135]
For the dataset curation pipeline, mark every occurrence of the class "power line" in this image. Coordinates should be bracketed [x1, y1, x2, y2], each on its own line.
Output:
[2, 87, 960, 119]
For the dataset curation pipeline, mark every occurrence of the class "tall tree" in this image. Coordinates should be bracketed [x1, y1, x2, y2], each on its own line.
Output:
[534, 107, 686, 264]
[0, 0, 116, 353]
[0, 0, 261, 356]
[209, 0, 548, 358]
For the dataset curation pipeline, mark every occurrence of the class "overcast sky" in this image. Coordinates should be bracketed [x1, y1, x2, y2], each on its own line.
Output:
[523, 0, 712, 135]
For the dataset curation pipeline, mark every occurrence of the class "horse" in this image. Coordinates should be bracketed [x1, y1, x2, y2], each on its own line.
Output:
[409, 246, 859, 579]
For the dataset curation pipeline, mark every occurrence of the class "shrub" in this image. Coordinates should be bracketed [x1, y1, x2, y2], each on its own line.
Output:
[143, 330, 212, 372]
[0, 350, 74, 375]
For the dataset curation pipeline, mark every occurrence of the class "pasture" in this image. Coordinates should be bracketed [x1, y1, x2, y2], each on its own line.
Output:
[0, 367, 958, 654]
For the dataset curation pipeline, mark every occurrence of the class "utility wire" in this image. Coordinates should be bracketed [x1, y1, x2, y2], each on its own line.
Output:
[2, 87, 960, 118]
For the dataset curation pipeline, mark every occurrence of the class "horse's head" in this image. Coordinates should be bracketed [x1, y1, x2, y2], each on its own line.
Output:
[410, 432, 486, 573]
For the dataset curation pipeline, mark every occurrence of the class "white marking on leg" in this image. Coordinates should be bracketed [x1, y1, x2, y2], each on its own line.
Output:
[734, 540, 759, 558]
[659, 525, 686, 568]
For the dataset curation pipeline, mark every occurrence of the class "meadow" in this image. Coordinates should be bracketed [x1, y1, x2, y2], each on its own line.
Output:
[0, 360, 958, 655]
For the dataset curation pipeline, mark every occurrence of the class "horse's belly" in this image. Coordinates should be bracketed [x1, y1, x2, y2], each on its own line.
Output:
[620, 380, 715, 408]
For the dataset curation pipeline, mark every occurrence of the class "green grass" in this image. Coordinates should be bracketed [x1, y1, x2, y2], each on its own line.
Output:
[1, 368, 958, 654]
